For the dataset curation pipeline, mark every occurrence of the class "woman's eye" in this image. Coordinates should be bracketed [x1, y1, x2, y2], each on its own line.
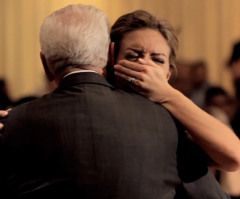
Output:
[153, 58, 165, 64]
[125, 54, 139, 61]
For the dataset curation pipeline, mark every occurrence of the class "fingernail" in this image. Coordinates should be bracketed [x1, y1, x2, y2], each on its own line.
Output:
[0, 123, 3, 129]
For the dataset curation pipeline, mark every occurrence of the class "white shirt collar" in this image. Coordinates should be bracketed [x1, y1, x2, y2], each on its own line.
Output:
[63, 70, 99, 79]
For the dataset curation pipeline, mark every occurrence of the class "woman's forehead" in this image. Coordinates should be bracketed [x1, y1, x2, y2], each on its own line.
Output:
[120, 29, 170, 55]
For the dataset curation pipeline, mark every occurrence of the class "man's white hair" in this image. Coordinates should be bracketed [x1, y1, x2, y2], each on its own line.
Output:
[39, 4, 110, 74]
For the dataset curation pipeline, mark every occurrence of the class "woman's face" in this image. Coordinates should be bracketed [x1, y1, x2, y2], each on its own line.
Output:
[116, 28, 172, 78]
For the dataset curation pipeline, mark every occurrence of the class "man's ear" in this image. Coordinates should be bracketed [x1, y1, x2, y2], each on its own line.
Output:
[40, 52, 54, 81]
[108, 42, 115, 67]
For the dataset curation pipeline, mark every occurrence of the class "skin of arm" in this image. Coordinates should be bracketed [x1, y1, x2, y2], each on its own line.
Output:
[114, 59, 240, 172]
[220, 170, 240, 196]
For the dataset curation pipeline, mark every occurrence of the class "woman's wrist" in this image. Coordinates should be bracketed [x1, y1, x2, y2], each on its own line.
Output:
[160, 85, 183, 108]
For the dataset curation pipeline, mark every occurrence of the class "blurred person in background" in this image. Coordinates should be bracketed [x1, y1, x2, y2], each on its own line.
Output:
[169, 59, 192, 97]
[204, 86, 240, 199]
[204, 86, 234, 126]
[188, 60, 212, 109]
[226, 40, 240, 199]
[228, 40, 240, 138]
[0, 79, 12, 110]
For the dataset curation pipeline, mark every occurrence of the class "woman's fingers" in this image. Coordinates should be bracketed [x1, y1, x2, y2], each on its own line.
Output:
[115, 71, 141, 86]
[114, 64, 142, 80]
[114, 71, 130, 81]
[118, 60, 146, 72]
[0, 110, 9, 117]
[0, 123, 4, 130]
[114, 60, 161, 89]
[0, 110, 8, 131]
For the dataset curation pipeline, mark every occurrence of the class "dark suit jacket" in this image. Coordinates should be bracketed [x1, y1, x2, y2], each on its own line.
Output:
[0, 72, 230, 199]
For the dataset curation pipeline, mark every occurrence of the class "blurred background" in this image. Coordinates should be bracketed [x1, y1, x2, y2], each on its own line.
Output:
[0, 0, 240, 103]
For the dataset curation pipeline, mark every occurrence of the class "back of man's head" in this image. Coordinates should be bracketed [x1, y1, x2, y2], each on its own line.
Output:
[39, 4, 110, 75]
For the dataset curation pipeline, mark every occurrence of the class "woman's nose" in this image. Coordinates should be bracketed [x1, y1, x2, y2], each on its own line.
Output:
[137, 56, 151, 64]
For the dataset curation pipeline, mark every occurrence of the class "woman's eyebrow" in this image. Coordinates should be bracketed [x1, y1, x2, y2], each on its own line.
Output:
[151, 53, 166, 57]
[127, 48, 142, 54]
